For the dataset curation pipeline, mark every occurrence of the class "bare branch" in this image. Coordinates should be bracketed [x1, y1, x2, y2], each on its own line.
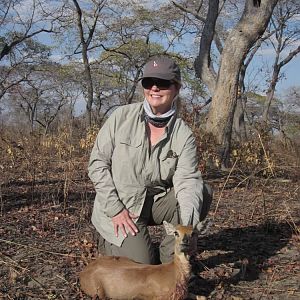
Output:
[0, 0, 12, 26]
[278, 44, 300, 68]
[194, 0, 219, 93]
[172, 0, 223, 53]
[0, 27, 55, 61]
[86, 0, 107, 46]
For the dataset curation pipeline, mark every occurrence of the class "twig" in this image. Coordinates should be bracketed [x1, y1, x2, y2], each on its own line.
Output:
[283, 198, 300, 235]
[250, 193, 260, 220]
[233, 284, 300, 294]
[258, 267, 277, 300]
[0, 254, 47, 293]
[265, 268, 277, 297]
[213, 159, 238, 216]
[0, 259, 24, 272]
[0, 238, 81, 258]
[231, 166, 279, 193]
[257, 132, 274, 176]
[0, 183, 3, 216]
[0, 252, 29, 272]
[55, 274, 79, 292]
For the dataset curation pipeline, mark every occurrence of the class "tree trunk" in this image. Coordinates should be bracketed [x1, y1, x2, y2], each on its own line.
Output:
[233, 95, 247, 142]
[262, 67, 278, 122]
[262, 41, 300, 122]
[127, 68, 143, 104]
[194, 0, 218, 92]
[73, 0, 94, 127]
[82, 45, 94, 127]
[72, 0, 106, 127]
[205, 0, 278, 166]
[233, 63, 248, 142]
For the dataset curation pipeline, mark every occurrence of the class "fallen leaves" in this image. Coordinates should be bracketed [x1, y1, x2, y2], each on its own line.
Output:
[0, 180, 299, 299]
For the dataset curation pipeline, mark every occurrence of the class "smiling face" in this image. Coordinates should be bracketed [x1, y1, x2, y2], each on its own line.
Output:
[142, 78, 180, 115]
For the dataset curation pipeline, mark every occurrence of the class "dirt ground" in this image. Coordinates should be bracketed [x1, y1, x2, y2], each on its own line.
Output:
[0, 176, 299, 300]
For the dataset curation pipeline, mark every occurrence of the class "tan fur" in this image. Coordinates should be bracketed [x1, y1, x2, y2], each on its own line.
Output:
[79, 223, 194, 300]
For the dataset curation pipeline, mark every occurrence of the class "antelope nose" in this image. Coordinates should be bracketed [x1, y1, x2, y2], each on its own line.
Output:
[182, 235, 189, 244]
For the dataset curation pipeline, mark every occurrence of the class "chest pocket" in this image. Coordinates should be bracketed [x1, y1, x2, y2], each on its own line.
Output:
[118, 138, 142, 159]
[112, 137, 143, 183]
[159, 150, 179, 181]
[119, 138, 141, 148]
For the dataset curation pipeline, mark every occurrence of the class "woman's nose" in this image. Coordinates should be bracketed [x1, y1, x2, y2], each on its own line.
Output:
[150, 84, 159, 91]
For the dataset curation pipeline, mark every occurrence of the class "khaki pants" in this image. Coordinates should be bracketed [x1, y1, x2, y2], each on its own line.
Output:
[97, 184, 212, 264]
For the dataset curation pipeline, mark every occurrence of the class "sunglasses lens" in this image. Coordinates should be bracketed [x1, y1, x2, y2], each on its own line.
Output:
[142, 78, 173, 89]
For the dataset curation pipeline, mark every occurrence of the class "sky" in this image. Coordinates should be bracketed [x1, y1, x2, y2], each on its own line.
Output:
[277, 55, 300, 91]
[247, 45, 300, 96]
[2, 0, 299, 98]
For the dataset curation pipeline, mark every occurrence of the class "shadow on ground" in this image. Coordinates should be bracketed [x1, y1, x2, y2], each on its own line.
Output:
[1, 178, 93, 212]
[190, 220, 295, 297]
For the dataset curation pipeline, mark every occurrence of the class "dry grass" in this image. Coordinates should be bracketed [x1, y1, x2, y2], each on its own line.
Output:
[0, 126, 299, 299]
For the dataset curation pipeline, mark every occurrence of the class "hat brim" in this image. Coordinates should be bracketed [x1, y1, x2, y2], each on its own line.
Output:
[139, 73, 180, 82]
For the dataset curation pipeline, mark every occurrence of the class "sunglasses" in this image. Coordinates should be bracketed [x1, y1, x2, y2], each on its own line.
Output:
[141, 78, 175, 90]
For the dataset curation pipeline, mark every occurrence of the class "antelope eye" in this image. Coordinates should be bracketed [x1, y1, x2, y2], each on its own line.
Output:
[174, 231, 179, 237]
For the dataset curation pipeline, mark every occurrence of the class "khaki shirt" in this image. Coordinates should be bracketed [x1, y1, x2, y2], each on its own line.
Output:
[88, 102, 203, 246]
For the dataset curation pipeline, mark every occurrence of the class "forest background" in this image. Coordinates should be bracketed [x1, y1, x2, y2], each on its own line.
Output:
[0, 0, 299, 299]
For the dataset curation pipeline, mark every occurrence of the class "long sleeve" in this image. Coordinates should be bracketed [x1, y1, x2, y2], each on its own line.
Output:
[172, 134, 203, 227]
[88, 112, 124, 218]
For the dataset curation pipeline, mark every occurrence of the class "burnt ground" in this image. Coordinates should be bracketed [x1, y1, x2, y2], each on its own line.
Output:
[0, 177, 299, 300]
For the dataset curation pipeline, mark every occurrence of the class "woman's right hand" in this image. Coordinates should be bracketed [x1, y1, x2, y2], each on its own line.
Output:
[112, 209, 139, 238]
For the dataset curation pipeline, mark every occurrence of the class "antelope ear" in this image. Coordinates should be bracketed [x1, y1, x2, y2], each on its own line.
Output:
[163, 221, 176, 235]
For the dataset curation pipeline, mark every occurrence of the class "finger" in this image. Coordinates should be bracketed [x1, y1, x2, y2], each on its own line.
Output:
[129, 212, 139, 219]
[120, 224, 127, 238]
[126, 220, 139, 235]
[114, 223, 119, 237]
